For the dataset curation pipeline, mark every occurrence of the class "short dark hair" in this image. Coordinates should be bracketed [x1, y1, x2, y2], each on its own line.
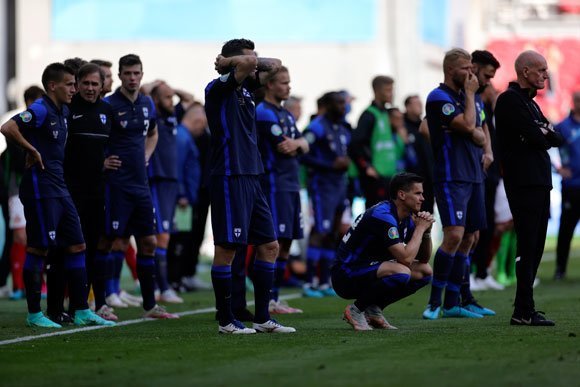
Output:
[118, 54, 142, 72]
[90, 59, 112, 68]
[77, 63, 105, 85]
[404, 95, 420, 107]
[471, 50, 501, 69]
[372, 75, 394, 91]
[389, 172, 424, 199]
[221, 38, 255, 58]
[41, 63, 75, 91]
[64, 57, 88, 75]
[23, 85, 44, 104]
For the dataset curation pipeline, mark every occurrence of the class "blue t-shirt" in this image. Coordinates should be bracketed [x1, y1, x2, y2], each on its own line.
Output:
[12, 96, 70, 199]
[301, 115, 351, 188]
[148, 113, 178, 180]
[426, 84, 484, 183]
[336, 201, 415, 266]
[204, 70, 264, 176]
[256, 101, 302, 192]
[104, 90, 157, 191]
[556, 113, 580, 189]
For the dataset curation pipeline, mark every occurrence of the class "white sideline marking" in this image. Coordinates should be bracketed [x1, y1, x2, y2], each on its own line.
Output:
[0, 293, 302, 347]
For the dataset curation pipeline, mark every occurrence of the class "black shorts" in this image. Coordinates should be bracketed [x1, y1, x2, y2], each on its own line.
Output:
[104, 185, 155, 238]
[150, 179, 178, 234]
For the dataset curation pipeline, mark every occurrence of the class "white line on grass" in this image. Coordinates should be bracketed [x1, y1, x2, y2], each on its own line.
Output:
[0, 293, 302, 347]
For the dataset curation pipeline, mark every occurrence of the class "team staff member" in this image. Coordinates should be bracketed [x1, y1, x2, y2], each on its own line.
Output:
[0, 63, 113, 328]
[554, 91, 580, 280]
[64, 63, 117, 320]
[256, 66, 308, 314]
[333, 173, 434, 331]
[206, 38, 294, 334]
[496, 50, 563, 326]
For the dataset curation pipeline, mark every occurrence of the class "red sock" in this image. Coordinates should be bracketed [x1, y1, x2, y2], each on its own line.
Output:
[10, 242, 26, 291]
[125, 244, 138, 281]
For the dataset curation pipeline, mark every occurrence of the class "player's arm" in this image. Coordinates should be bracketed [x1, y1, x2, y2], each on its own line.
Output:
[351, 111, 377, 178]
[419, 118, 430, 142]
[1, 118, 44, 169]
[256, 58, 282, 85]
[481, 122, 494, 171]
[449, 74, 479, 135]
[215, 54, 258, 84]
[145, 125, 158, 164]
[174, 88, 195, 110]
[416, 228, 433, 263]
[387, 212, 434, 267]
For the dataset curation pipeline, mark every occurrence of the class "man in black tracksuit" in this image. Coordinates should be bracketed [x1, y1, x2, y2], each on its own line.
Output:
[495, 50, 563, 327]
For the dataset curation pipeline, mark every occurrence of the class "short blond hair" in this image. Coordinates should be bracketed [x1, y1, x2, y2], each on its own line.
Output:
[443, 48, 471, 73]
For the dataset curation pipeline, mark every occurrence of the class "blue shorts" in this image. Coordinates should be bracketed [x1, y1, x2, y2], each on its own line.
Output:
[104, 185, 156, 238]
[150, 179, 178, 234]
[331, 261, 381, 299]
[434, 181, 486, 232]
[309, 182, 347, 234]
[210, 175, 276, 247]
[21, 196, 85, 249]
[265, 190, 304, 240]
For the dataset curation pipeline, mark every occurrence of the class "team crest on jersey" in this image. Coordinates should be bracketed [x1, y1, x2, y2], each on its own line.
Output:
[112, 221, 119, 230]
[143, 107, 149, 118]
[48, 231, 56, 240]
[163, 220, 170, 231]
[442, 103, 455, 116]
[100, 114, 107, 124]
[456, 211, 463, 220]
[120, 120, 127, 128]
[322, 219, 331, 230]
[271, 124, 283, 136]
[52, 130, 59, 139]
[19, 111, 32, 123]
[234, 228, 242, 238]
[387, 227, 399, 240]
[279, 224, 286, 233]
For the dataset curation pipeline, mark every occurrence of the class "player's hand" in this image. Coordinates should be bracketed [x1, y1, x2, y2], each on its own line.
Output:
[365, 166, 379, 178]
[482, 152, 494, 171]
[558, 166, 572, 179]
[103, 155, 122, 171]
[332, 156, 350, 171]
[412, 211, 435, 230]
[464, 73, 479, 94]
[25, 149, 44, 170]
[277, 136, 298, 155]
[214, 55, 228, 73]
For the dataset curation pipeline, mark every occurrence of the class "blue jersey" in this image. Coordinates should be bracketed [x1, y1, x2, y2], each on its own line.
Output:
[301, 115, 351, 188]
[426, 84, 484, 183]
[205, 70, 264, 176]
[104, 90, 157, 191]
[148, 113, 178, 180]
[12, 96, 70, 199]
[336, 201, 415, 265]
[556, 113, 580, 189]
[256, 101, 302, 192]
[176, 124, 201, 204]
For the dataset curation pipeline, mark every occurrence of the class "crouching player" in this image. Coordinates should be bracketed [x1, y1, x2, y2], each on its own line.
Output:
[332, 173, 434, 331]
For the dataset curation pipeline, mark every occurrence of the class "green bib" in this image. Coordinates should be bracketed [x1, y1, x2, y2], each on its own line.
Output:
[367, 105, 404, 177]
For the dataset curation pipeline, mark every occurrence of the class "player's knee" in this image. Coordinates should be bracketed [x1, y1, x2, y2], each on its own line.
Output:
[442, 229, 463, 250]
[97, 237, 113, 252]
[156, 232, 170, 248]
[26, 247, 48, 257]
[13, 228, 27, 245]
[139, 236, 157, 255]
[112, 238, 129, 252]
[66, 244, 86, 254]
[258, 240, 279, 261]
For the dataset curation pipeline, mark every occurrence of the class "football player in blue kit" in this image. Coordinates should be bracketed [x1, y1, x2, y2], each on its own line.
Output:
[0, 63, 114, 327]
[332, 173, 435, 331]
[97, 54, 178, 319]
[301, 92, 351, 298]
[256, 66, 309, 314]
[205, 38, 295, 334]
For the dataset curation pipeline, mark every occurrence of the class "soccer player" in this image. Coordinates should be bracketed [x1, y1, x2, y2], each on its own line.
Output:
[333, 173, 435, 331]
[90, 59, 114, 98]
[256, 66, 308, 314]
[98, 54, 178, 319]
[64, 63, 117, 320]
[423, 48, 492, 320]
[148, 81, 183, 303]
[205, 38, 295, 334]
[301, 92, 351, 298]
[554, 91, 580, 280]
[0, 63, 114, 328]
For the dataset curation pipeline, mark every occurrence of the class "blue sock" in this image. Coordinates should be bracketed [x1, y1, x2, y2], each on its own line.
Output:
[444, 253, 468, 310]
[272, 258, 287, 301]
[380, 276, 432, 309]
[64, 251, 89, 311]
[306, 246, 321, 285]
[252, 260, 275, 323]
[428, 248, 455, 307]
[136, 255, 156, 311]
[211, 265, 234, 325]
[23, 252, 45, 313]
[154, 247, 169, 292]
[319, 248, 335, 287]
[354, 273, 411, 312]
[93, 251, 110, 310]
[460, 253, 475, 305]
[107, 250, 124, 295]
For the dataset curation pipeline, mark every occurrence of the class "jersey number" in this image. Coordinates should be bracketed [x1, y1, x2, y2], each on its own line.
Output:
[143, 120, 149, 136]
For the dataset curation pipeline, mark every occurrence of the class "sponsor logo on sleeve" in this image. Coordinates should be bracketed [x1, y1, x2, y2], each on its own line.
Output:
[387, 226, 399, 239]
[442, 103, 456, 116]
[19, 111, 32, 123]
